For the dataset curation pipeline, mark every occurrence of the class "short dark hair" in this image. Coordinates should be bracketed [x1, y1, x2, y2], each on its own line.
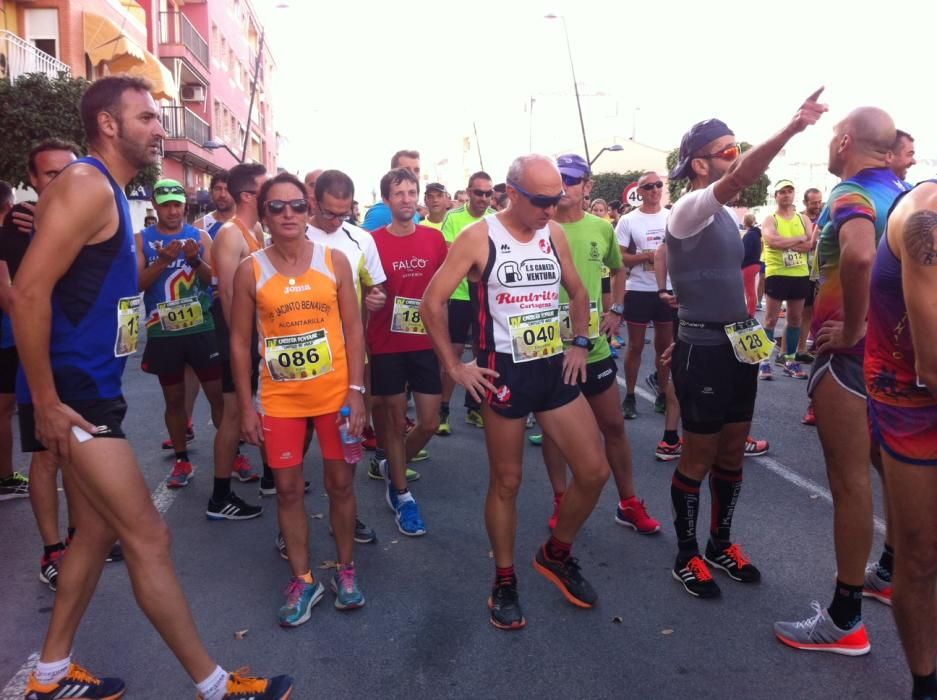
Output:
[894, 129, 913, 148]
[803, 187, 821, 203]
[0, 180, 13, 208]
[227, 162, 267, 203]
[468, 171, 492, 189]
[390, 150, 420, 168]
[314, 169, 355, 202]
[28, 139, 81, 175]
[257, 172, 306, 220]
[609, 199, 622, 210]
[80, 75, 153, 144]
[380, 167, 420, 199]
[209, 171, 229, 190]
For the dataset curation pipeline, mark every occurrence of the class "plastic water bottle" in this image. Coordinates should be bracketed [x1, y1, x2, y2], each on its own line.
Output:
[339, 406, 363, 464]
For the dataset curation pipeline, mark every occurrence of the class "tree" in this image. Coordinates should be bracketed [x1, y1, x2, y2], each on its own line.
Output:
[665, 142, 769, 208]
[590, 170, 645, 204]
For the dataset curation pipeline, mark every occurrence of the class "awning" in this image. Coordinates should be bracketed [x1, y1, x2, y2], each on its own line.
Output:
[83, 12, 145, 67]
[110, 50, 177, 101]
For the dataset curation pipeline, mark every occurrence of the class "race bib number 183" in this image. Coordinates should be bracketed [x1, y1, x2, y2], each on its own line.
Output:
[724, 319, 773, 365]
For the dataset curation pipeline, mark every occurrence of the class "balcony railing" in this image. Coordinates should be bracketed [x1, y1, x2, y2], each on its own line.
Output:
[162, 106, 210, 147]
[0, 31, 71, 81]
[159, 12, 209, 68]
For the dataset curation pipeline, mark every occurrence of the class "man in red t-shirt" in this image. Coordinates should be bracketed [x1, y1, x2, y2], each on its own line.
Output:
[368, 168, 448, 537]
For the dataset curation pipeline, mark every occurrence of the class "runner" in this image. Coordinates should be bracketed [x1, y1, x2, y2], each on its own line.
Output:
[540, 154, 660, 535]
[888, 129, 916, 185]
[864, 181, 937, 698]
[303, 169, 322, 215]
[799, 187, 824, 425]
[231, 172, 367, 623]
[422, 154, 612, 631]
[421, 182, 448, 231]
[195, 171, 235, 239]
[616, 171, 674, 416]
[758, 180, 814, 380]
[368, 168, 447, 536]
[13, 74, 291, 700]
[436, 171, 496, 435]
[775, 106, 907, 655]
[361, 150, 421, 231]
[665, 90, 826, 599]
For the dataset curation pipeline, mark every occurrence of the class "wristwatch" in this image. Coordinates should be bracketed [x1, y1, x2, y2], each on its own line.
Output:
[657, 289, 669, 296]
[610, 303, 624, 316]
[571, 335, 594, 350]
[349, 384, 366, 395]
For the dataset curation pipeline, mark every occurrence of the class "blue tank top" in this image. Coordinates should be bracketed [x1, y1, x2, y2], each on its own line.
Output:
[17, 157, 140, 404]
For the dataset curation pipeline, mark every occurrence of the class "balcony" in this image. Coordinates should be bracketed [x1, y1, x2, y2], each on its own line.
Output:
[0, 30, 71, 81]
[159, 12, 209, 71]
[162, 105, 210, 145]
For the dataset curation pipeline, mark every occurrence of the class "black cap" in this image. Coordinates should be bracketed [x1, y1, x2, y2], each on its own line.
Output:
[425, 182, 447, 194]
[670, 118, 735, 180]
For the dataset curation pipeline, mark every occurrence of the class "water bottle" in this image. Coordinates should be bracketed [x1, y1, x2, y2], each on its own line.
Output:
[339, 406, 363, 464]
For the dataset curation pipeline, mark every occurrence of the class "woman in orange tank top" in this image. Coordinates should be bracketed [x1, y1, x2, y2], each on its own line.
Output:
[229, 173, 367, 623]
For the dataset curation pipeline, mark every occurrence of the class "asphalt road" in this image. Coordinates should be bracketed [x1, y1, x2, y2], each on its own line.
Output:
[0, 332, 906, 699]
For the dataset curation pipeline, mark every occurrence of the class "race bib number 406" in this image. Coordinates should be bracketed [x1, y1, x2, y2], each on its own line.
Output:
[724, 319, 773, 365]
[115, 294, 142, 357]
[391, 296, 425, 334]
[559, 301, 600, 342]
[157, 298, 204, 332]
[509, 309, 562, 363]
[264, 330, 333, 381]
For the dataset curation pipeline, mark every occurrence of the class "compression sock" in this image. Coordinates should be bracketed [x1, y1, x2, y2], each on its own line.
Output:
[495, 565, 516, 586]
[877, 542, 894, 581]
[912, 671, 937, 700]
[671, 470, 702, 562]
[663, 429, 680, 446]
[785, 326, 801, 359]
[262, 462, 274, 482]
[709, 465, 743, 547]
[828, 579, 863, 630]
[764, 326, 775, 343]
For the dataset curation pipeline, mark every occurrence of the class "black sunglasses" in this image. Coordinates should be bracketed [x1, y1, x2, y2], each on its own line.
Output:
[508, 181, 564, 209]
[154, 185, 185, 196]
[471, 188, 493, 198]
[640, 181, 664, 191]
[561, 174, 584, 187]
[266, 199, 309, 215]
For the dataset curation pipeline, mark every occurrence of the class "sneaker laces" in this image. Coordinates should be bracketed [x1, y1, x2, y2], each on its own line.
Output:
[398, 501, 423, 527]
[337, 565, 357, 594]
[170, 461, 190, 478]
[561, 556, 585, 583]
[282, 578, 305, 607]
[226, 668, 268, 694]
[65, 664, 102, 686]
[686, 556, 714, 582]
[792, 601, 825, 631]
[625, 498, 651, 521]
[722, 543, 752, 568]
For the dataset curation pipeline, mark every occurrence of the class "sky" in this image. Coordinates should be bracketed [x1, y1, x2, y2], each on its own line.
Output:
[255, 0, 936, 203]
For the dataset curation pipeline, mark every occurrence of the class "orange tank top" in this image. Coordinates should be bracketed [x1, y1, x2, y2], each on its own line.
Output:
[234, 217, 264, 254]
[253, 244, 348, 418]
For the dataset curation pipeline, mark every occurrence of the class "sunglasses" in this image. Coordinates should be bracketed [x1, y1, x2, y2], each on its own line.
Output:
[561, 174, 584, 187]
[640, 181, 664, 191]
[508, 181, 564, 209]
[154, 185, 185, 196]
[471, 188, 493, 198]
[318, 206, 350, 221]
[698, 144, 741, 162]
[266, 199, 309, 215]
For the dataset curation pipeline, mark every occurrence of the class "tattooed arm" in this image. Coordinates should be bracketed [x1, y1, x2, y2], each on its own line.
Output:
[901, 208, 937, 396]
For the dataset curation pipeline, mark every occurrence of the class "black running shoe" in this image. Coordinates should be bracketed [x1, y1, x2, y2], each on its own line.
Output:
[672, 555, 721, 598]
[328, 518, 377, 544]
[622, 394, 637, 420]
[206, 492, 263, 521]
[704, 540, 762, 583]
[24, 662, 125, 699]
[489, 578, 526, 630]
[533, 546, 597, 608]
[105, 542, 124, 563]
[39, 550, 63, 592]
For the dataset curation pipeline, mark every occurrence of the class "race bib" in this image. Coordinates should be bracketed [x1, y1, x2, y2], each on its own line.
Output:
[641, 248, 656, 272]
[783, 250, 806, 268]
[115, 294, 142, 357]
[391, 296, 425, 335]
[508, 309, 562, 363]
[724, 319, 773, 365]
[264, 330, 333, 381]
[157, 298, 204, 332]
[559, 301, 600, 342]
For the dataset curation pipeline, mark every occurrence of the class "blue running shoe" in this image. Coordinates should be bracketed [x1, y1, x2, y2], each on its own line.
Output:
[396, 499, 427, 536]
[331, 564, 365, 610]
[278, 577, 324, 627]
[379, 459, 400, 513]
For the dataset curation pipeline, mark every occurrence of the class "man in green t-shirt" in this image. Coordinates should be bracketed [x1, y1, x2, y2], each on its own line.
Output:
[534, 154, 660, 535]
[436, 171, 496, 434]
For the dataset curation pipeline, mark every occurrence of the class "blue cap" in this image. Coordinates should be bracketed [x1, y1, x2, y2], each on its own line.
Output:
[556, 153, 591, 179]
[340, 406, 351, 417]
[669, 118, 735, 180]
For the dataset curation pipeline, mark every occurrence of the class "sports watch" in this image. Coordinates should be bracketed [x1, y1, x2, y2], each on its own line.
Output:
[610, 303, 625, 316]
[571, 335, 594, 350]
[349, 384, 366, 395]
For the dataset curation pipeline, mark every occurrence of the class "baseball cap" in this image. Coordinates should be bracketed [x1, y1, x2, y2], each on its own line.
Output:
[153, 178, 186, 205]
[556, 154, 590, 179]
[669, 119, 735, 181]
[425, 182, 447, 194]
[773, 179, 795, 193]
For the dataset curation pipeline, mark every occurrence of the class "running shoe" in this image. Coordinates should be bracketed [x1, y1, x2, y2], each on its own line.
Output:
[436, 413, 452, 436]
[465, 408, 485, 428]
[278, 577, 324, 627]
[105, 543, 124, 563]
[655, 439, 682, 461]
[367, 456, 420, 482]
[758, 360, 773, 380]
[0, 470, 29, 500]
[259, 477, 310, 496]
[206, 492, 263, 521]
[653, 393, 666, 414]
[331, 564, 365, 610]
[166, 460, 193, 488]
[39, 549, 63, 592]
[160, 422, 195, 450]
[774, 601, 871, 656]
[547, 492, 564, 531]
[863, 564, 892, 606]
[783, 359, 808, 379]
[411, 449, 429, 463]
[755, 302, 764, 311]
[533, 546, 597, 608]
[802, 404, 817, 426]
[275, 532, 288, 560]
[615, 497, 661, 534]
[744, 436, 769, 457]
[795, 352, 815, 364]
[396, 500, 427, 537]
[24, 662, 125, 699]
[488, 577, 526, 630]
[704, 540, 761, 583]
[328, 518, 378, 544]
[645, 371, 660, 396]
[231, 454, 260, 482]
[528, 433, 543, 446]
[361, 425, 377, 451]
[672, 555, 721, 599]
[610, 347, 619, 359]
[201, 669, 295, 700]
[526, 413, 535, 429]
[611, 334, 624, 349]
[622, 394, 637, 420]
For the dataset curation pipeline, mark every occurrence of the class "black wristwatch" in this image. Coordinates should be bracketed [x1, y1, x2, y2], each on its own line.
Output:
[610, 303, 624, 316]
[571, 335, 594, 350]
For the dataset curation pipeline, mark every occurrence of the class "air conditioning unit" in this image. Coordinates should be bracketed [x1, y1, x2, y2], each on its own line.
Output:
[181, 85, 206, 102]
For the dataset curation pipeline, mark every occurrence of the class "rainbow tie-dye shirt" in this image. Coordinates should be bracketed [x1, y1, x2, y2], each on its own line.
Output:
[811, 167, 908, 356]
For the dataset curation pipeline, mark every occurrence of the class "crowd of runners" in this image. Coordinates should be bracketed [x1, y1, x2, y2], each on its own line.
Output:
[0, 75, 935, 700]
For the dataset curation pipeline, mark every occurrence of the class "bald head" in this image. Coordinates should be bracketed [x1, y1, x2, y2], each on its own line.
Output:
[841, 107, 896, 157]
[506, 154, 561, 191]
[304, 169, 324, 189]
[638, 171, 659, 186]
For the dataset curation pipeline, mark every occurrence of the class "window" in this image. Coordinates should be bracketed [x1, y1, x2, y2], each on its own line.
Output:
[24, 8, 59, 59]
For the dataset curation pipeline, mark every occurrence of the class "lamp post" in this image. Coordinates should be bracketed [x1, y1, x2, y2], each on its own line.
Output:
[203, 138, 241, 163]
[545, 13, 590, 164]
[589, 143, 624, 166]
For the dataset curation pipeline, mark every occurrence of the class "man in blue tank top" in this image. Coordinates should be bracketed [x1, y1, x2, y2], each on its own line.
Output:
[12, 75, 293, 700]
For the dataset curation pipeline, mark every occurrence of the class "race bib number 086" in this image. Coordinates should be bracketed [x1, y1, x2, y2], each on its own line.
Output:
[264, 330, 333, 381]
[724, 319, 773, 365]
[509, 309, 562, 363]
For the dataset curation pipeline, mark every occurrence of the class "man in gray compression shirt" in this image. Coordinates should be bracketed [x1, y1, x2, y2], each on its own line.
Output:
[665, 89, 828, 599]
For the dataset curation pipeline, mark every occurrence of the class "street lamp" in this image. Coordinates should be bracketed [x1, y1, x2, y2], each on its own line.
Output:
[589, 143, 624, 166]
[203, 138, 241, 163]
[545, 13, 590, 164]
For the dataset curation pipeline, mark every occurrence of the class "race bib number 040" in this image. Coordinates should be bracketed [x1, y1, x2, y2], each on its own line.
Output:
[724, 319, 773, 365]
[265, 330, 333, 381]
[115, 294, 142, 357]
[509, 309, 562, 363]
[391, 296, 425, 335]
[157, 298, 204, 332]
[559, 301, 600, 342]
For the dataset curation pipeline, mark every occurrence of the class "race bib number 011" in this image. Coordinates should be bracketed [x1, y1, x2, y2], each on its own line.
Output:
[115, 294, 142, 357]
[559, 301, 600, 342]
[157, 298, 204, 332]
[509, 309, 562, 363]
[783, 250, 806, 268]
[724, 319, 773, 365]
[391, 296, 425, 335]
[265, 330, 333, 381]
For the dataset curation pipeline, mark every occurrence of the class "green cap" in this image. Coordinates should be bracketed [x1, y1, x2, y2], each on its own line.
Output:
[153, 178, 186, 205]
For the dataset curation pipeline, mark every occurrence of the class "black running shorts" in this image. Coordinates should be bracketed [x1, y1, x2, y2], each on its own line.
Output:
[141, 331, 222, 382]
[765, 275, 812, 301]
[624, 290, 674, 326]
[0, 346, 17, 394]
[370, 349, 442, 396]
[580, 355, 618, 398]
[19, 397, 128, 452]
[448, 299, 475, 345]
[478, 350, 580, 419]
